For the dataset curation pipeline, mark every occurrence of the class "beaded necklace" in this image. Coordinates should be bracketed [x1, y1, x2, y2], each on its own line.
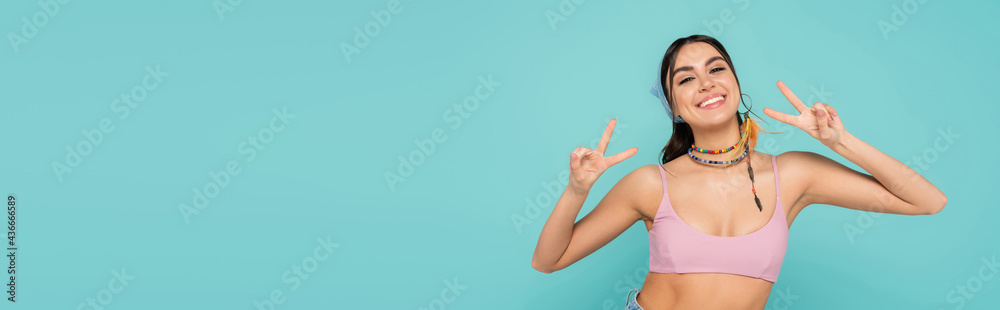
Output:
[687, 147, 747, 165]
[690, 135, 741, 154]
[686, 117, 764, 212]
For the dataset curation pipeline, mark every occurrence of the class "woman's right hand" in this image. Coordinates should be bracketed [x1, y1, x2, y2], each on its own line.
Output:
[567, 118, 638, 194]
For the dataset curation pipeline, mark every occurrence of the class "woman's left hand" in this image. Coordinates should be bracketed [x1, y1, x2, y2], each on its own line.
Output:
[763, 80, 847, 148]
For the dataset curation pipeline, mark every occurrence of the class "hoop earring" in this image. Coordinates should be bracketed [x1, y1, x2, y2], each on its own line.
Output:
[738, 93, 768, 123]
[739, 93, 753, 115]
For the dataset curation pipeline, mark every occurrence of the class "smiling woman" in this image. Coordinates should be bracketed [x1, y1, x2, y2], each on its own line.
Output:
[530, 34, 947, 310]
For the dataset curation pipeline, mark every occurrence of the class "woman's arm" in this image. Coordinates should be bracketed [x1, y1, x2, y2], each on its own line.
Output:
[531, 167, 649, 273]
[531, 119, 641, 273]
[763, 81, 946, 215]
[788, 132, 947, 215]
[531, 186, 590, 273]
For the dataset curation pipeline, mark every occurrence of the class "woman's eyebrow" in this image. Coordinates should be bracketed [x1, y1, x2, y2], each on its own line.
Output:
[671, 56, 726, 77]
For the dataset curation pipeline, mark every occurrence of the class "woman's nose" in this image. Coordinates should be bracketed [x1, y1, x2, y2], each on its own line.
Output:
[699, 77, 715, 91]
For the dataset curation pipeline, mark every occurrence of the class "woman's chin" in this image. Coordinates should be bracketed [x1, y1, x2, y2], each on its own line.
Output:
[688, 111, 739, 127]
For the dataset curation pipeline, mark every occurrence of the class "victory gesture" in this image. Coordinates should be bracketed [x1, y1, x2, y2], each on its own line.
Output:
[763, 81, 848, 148]
[567, 119, 638, 195]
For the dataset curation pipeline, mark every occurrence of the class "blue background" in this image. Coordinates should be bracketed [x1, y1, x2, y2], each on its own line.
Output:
[0, 0, 997, 309]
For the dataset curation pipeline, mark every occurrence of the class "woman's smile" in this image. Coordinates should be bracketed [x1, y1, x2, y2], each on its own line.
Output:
[696, 93, 727, 109]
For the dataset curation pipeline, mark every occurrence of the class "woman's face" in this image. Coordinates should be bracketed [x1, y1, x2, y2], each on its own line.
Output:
[668, 42, 740, 126]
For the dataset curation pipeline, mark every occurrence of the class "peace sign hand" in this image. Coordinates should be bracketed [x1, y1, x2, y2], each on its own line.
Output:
[763, 81, 847, 148]
[567, 119, 638, 195]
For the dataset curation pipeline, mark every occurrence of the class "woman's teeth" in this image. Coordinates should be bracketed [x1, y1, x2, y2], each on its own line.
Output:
[698, 96, 725, 108]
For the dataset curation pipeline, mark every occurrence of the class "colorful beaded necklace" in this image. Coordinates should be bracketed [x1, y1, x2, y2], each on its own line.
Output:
[690, 133, 742, 154]
[687, 147, 747, 165]
[686, 118, 764, 212]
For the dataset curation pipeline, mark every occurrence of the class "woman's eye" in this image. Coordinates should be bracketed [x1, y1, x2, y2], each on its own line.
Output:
[678, 77, 693, 85]
[711, 67, 725, 73]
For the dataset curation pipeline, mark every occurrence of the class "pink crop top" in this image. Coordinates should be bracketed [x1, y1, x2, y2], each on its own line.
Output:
[648, 154, 789, 283]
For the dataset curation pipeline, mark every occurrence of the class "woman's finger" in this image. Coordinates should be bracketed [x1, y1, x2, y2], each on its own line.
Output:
[776, 81, 809, 113]
[827, 105, 838, 118]
[762, 107, 796, 125]
[815, 106, 831, 132]
[815, 102, 834, 122]
[826, 105, 841, 129]
[595, 118, 616, 155]
[569, 147, 590, 169]
[605, 147, 638, 167]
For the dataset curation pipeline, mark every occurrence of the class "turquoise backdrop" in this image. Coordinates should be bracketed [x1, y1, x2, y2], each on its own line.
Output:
[0, 0, 997, 309]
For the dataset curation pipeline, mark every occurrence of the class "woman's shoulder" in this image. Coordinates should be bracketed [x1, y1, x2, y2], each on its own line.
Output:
[770, 150, 835, 182]
[772, 150, 827, 167]
[626, 163, 665, 184]
[610, 163, 666, 198]
[616, 164, 668, 219]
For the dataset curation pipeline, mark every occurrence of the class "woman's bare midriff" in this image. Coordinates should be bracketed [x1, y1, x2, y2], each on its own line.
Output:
[636, 272, 772, 310]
